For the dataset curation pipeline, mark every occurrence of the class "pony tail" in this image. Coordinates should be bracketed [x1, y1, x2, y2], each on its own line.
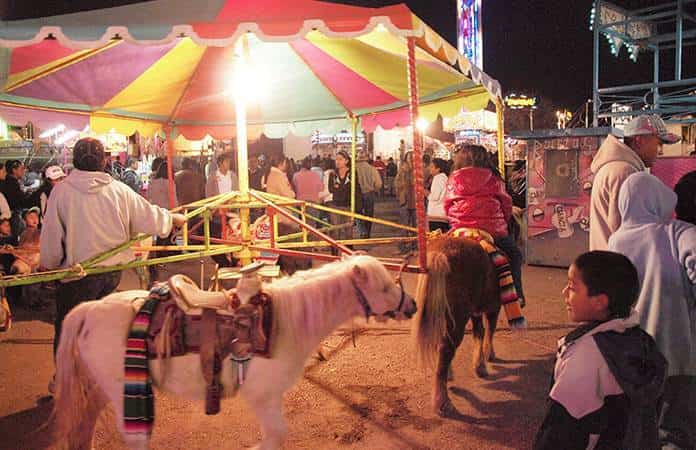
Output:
[51, 302, 98, 448]
[414, 250, 453, 368]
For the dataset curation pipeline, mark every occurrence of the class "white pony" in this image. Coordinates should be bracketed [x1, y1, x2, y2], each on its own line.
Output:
[52, 254, 416, 450]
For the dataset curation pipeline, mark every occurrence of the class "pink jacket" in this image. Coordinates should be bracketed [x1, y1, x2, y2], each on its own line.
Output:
[444, 167, 512, 239]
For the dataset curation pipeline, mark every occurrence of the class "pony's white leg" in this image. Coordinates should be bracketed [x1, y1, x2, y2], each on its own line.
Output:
[241, 359, 299, 450]
[246, 396, 287, 450]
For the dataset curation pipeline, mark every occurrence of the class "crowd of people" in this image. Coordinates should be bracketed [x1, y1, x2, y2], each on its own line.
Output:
[2, 118, 694, 449]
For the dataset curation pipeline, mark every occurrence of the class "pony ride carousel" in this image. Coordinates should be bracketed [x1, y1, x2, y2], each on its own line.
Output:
[0, 0, 527, 447]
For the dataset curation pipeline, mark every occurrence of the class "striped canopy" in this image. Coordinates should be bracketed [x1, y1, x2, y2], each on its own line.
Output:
[0, 0, 502, 139]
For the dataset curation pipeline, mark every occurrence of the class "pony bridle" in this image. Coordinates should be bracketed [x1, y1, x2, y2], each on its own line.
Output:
[350, 262, 408, 321]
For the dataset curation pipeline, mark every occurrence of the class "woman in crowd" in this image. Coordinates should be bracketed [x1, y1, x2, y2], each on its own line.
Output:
[146, 161, 178, 283]
[147, 161, 177, 209]
[426, 157, 450, 232]
[395, 151, 416, 254]
[328, 151, 359, 247]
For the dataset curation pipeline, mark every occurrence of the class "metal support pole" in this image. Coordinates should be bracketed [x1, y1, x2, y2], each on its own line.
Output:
[350, 116, 358, 216]
[529, 109, 534, 131]
[301, 204, 308, 243]
[593, 0, 601, 127]
[166, 129, 176, 209]
[585, 100, 590, 128]
[677, 0, 683, 80]
[654, 48, 661, 110]
[203, 208, 211, 250]
[495, 98, 505, 177]
[182, 209, 189, 246]
[406, 37, 427, 269]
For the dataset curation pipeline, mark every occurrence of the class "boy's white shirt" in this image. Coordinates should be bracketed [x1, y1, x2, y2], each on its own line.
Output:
[550, 311, 640, 419]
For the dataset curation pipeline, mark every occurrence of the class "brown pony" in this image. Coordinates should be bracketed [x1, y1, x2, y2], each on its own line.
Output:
[415, 234, 501, 417]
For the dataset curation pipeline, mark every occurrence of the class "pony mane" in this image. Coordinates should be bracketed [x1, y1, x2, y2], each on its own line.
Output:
[266, 255, 384, 352]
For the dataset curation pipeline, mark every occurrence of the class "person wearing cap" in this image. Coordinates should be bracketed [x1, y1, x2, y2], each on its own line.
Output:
[40, 137, 187, 378]
[590, 114, 680, 251]
[32, 165, 65, 221]
[355, 150, 382, 239]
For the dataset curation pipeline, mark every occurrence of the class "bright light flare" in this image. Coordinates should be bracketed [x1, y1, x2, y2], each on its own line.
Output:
[416, 117, 429, 133]
[228, 59, 269, 104]
[55, 129, 79, 145]
[39, 124, 66, 139]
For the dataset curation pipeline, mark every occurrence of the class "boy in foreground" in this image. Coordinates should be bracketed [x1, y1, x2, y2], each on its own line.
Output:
[534, 251, 666, 450]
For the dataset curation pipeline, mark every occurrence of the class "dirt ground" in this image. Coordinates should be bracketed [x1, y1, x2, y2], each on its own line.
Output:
[0, 199, 574, 450]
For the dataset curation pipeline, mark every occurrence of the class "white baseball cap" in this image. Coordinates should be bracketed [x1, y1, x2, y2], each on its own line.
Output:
[623, 115, 681, 144]
[45, 165, 66, 180]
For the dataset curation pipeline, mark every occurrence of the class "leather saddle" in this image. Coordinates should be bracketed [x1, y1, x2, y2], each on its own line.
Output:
[168, 274, 232, 313]
[146, 273, 273, 415]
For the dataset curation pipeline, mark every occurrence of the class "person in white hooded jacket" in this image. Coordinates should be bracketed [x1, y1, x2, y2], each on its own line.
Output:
[589, 114, 680, 251]
[40, 138, 186, 370]
[609, 172, 696, 450]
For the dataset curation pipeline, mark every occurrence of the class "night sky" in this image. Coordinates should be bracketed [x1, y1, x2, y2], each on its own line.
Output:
[1, 0, 694, 112]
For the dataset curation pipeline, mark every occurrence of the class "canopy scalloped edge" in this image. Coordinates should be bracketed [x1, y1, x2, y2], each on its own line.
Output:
[0, 18, 417, 50]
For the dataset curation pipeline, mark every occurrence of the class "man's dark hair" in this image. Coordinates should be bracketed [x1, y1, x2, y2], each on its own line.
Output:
[573, 251, 640, 318]
[675, 170, 696, 226]
[73, 138, 106, 171]
[181, 157, 192, 170]
[216, 152, 232, 165]
[301, 156, 312, 170]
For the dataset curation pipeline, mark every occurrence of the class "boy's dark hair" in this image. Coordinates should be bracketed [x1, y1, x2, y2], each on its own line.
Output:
[675, 170, 696, 226]
[574, 251, 640, 318]
[73, 138, 105, 171]
[270, 154, 288, 168]
[431, 157, 450, 176]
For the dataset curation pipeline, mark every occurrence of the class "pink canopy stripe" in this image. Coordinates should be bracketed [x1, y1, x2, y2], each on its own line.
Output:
[290, 38, 399, 113]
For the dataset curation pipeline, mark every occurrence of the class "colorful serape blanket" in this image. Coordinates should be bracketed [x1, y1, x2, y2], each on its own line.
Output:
[123, 283, 170, 440]
[450, 228, 526, 329]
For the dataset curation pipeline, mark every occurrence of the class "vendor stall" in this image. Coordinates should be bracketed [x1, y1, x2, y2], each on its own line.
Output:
[511, 128, 617, 268]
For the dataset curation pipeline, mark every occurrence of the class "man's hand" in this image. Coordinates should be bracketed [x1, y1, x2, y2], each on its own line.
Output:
[171, 213, 187, 229]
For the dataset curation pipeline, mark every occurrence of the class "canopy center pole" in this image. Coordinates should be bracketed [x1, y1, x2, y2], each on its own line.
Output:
[350, 115, 358, 216]
[235, 35, 252, 265]
[406, 37, 427, 270]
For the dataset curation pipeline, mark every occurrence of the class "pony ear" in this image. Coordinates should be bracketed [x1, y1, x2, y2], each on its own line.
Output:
[352, 264, 368, 282]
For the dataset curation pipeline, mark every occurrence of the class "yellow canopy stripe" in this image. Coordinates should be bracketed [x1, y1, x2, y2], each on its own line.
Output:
[102, 38, 206, 116]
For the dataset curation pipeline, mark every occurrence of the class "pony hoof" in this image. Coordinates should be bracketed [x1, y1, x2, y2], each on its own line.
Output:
[435, 399, 459, 418]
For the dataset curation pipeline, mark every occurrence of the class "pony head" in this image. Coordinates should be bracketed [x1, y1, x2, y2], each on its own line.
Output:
[348, 255, 417, 321]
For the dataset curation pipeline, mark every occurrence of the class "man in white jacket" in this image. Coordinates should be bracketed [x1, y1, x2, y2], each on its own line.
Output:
[40, 138, 186, 364]
[589, 115, 680, 250]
